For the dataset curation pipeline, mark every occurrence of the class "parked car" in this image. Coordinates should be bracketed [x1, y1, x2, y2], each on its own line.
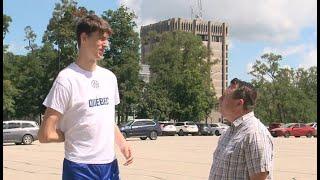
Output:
[196, 123, 213, 136]
[270, 123, 315, 138]
[119, 119, 162, 140]
[175, 121, 199, 136]
[159, 121, 176, 136]
[306, 122, 317, 137]
[268, 122, 284, 132]
[210, 123, 229, 136]
[3, 120, 39, 145]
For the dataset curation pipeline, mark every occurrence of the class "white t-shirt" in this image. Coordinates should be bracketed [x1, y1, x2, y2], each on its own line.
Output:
[43, 62, 120, 164]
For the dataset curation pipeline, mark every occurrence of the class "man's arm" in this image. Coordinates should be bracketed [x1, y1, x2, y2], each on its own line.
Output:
[114, 124, 133, 166]
[250, 172, 268, 180]
[38, 107, 65, 143]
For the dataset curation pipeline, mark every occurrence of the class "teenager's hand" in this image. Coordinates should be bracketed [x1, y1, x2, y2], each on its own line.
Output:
[120, 142, 133, 166]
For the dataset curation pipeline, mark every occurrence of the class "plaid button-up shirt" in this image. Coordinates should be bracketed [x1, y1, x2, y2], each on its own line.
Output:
[209, 112, 273, 180]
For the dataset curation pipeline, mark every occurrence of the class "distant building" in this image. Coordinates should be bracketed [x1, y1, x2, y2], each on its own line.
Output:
[139, 63, 150, 83]
[140, 18, 229, 122]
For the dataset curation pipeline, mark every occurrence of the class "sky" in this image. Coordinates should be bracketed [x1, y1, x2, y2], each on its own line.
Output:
[4, 0, 317, 82]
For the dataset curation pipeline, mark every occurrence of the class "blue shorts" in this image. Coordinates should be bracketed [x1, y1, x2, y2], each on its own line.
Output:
[62, 158, 120, 180]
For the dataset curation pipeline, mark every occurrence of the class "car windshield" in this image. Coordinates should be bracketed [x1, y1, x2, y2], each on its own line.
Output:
[124, 121, 134, 126]
[220, 123, 228, 127]
[282, 123, 295, 128]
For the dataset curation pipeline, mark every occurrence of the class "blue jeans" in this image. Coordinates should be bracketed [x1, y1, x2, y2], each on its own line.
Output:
[62, 158, 120, 180]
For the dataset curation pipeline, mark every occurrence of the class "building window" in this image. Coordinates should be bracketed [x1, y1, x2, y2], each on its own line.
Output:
[226, 45, 228, 51]
[226, 74, 228, 81]
[226, 67, 228, 73]
[226, 60, 228, 65]
[226, 27, 228, 35]
[226, 52, 228, 58]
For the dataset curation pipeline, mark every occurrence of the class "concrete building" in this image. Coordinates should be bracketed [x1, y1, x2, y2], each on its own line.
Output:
[140, 18, 229, 122]
[139, 63, 150, 83]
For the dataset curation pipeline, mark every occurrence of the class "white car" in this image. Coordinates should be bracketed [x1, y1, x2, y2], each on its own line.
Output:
[175, 121, 199, 136]
[306, 122, 317, 137]
[159, 122, 177, 136]
[210, 123, 229, 136]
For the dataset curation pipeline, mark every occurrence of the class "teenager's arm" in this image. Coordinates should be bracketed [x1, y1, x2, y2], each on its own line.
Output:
[114, 124, 133, 166]
[38, 107, 65, 143]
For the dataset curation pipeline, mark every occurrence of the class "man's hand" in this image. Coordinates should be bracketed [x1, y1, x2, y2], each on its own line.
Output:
[120, 142, 133, 166]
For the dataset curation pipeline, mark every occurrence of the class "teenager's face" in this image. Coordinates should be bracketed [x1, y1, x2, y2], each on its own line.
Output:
[81, 31, 109, 61]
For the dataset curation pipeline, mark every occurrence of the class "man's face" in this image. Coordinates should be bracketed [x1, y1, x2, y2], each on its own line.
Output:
[81, 31, 109, 60]
[218, 85, 241, 119]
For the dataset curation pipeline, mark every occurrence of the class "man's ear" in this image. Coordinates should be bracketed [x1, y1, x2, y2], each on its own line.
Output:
[80, 32, 88, 46]
[238, 99, 244, 106]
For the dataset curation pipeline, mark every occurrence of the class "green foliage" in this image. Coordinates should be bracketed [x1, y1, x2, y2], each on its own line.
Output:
[250, 53, 317, 124]
[143, 31, 217, 122]
[101, 6, 142, 124]
[42, 0, 89, 73]
[24, 26, 38, 52]
[3, 14, 12, 39]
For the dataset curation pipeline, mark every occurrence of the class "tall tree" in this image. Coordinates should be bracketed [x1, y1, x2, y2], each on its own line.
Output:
[3, 14, 12, 39]
[3, 14, 20, 120]
[42, 0, 89, 76]
[24, 26, 38, 52]
[144, 31, 217, 122]
[101, 6, 142, 124]
[250, 53, 317, 124]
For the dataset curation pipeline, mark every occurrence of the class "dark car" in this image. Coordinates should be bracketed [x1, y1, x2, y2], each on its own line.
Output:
[119, 119, 162, 140]
[196, 123, 213, 136]
[270, 123, 315, 138]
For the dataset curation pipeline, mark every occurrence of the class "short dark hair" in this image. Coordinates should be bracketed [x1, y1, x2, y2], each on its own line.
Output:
[76, 14, 113, 48]
[230, 78, 257, 111]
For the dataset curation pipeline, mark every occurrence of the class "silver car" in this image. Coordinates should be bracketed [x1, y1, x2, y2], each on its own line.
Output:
[210, 123, 229, 136]
[3, 120, 39, 145]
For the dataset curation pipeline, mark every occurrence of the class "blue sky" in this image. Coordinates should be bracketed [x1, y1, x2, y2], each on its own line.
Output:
[4, 0, 317, 82]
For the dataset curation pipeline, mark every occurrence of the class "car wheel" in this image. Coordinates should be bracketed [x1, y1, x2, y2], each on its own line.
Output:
[215, 130, 220, 136]
[140, 137, 148, 140]
[178, 129, 184, 136]
[149, 131, 158, 140]
[284, 132, 290, 138]
[121, 132, 127, 139]
[306, 132, 312, 138]
[22, 135, 33, 145]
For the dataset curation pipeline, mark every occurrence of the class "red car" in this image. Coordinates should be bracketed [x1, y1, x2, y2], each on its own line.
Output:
[268, 122, 284, 132]
[270, 123, 316, 138]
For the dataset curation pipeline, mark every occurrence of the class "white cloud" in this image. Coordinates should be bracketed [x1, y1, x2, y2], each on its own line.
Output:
[262, 44, 306, 57]
[282, 64, 292, 70]
[117, 0, 316, 43]
[246, 62, 253, 73]
[299, 47, 317, 69]
[7, 43, 28, 55]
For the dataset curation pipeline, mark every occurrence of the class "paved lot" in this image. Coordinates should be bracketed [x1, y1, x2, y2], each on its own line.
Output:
[3, 136, 317, 180]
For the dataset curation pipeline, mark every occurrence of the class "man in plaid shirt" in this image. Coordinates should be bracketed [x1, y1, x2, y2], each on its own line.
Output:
[209, 78, 273, 180]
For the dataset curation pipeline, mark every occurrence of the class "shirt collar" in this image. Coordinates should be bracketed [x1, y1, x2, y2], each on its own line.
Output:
[231, 111, 255, 127]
